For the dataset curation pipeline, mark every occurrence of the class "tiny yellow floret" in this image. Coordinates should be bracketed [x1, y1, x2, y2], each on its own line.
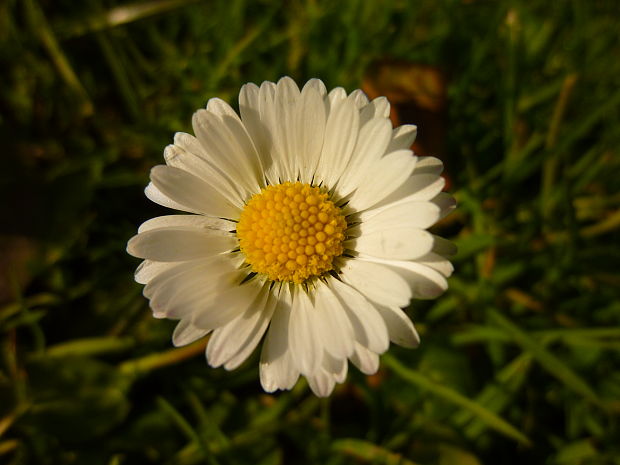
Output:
[237, 182, 347, 283]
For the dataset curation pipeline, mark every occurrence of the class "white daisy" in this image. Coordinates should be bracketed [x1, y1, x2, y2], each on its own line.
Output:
[127, 77, 456, 397]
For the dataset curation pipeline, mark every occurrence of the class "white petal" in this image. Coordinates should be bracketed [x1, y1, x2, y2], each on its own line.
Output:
[345, 227, 434, 261]
[206, 281, 271, 367]
[191, 278, 265, 330]
[147, 262, 244, 319]
[375, 305, 420, 348]
[336, 117, 393, 197]
[338, 258, 411, 307]
[192, 109, 261, 194]
[360, 256, 448, 299]
[323, 351, 348, 383]
[431, 192, 457, 220]
[127, 227, 236, 262]
[239, 82, 273, 177]
[273, 77, 301, 181]
[150, 165, 241, 220]
[350, 343, 379, 375]
[163, 143, 245, 208]
[347, 150, 417, 211]
[206, 97, 239, 117]
[416, 252, 454, 278]
[328, 278, 389, 353]
[288, 287, 322, 375]
[172, 319, 209, 347]
[144, 182, 196, 213]
[296, 85, 326, 183]
[327, 87, 347, 112]
[313, 281, 355, 359]
[257, 81, 285, 185]
[316, 95, 359, 188]
[138, 215, 235, 234]
[355, 201, 441, 233]
[223, 289, 278, 370]
[359, 96, 390, 126]
[349, 89, 369, 108]
[134, 260, 178, 285]
[367, 175, 446, 215]
[260, 285, 300, 392]
[307, 368, 336, 397]
[387, 124, 417, 152]
[414, 156, 444, 176]
[302, 78, 327, 98]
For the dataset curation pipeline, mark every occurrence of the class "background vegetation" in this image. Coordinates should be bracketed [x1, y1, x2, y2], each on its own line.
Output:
[1, 0, 620, 463]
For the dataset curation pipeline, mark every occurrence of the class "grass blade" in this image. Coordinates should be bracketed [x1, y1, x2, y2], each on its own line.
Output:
[383, 354, 531, 446]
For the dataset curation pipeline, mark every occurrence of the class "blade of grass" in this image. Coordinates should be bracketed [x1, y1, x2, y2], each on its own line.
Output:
[23, 0, 93, 116]
[383, 354, 531, 446]
[157, 396, 222, 465]
[488, 309, 600, 405]
[331, 438, 422, 465]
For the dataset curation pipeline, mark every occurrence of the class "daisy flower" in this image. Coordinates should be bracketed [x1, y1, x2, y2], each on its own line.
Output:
[127, 77, 456, 397]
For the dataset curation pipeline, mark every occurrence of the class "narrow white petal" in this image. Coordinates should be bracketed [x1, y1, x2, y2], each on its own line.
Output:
[359, 256, 448, 299]
[375, 305, 420, 348]
[338, 258, 411, 307]
[260, 285, 300, 392]
[127, 227, 236, 262]
[144, 182, 196, 213]
[367, 175, 446, 215]
[349, 89, 369, 108]
[327, 87, 347, 112]
[138, 215, 235, 234]
[150, 165, 241, 219]
[163, 144, 245, 207]
[432, 192, 457, 220]
[296, 85, 326, 183]
[239, 82, 273, 177]
[347, 150, 417, 211]
[134, 260, 178, 285]
[172, 319, 209, 347]
[206, 281, 270, 367]
[190, 278, 264, 330]
[316, 95, 359, 188]
[258, 80, 285, 185]
[273, 77, 301, 181]
[314, 281, 355, 359]
[387, 124, 417, 152]
[302, 78, 327, 98]
[328, 278, 389, 353]
[414, 156, 444, 176]
[337, 117, 393, 197]
[206, 97, 238, 117]
[416, 252, 454, 278]
[359, 96, 390, 126]
[307, 368, 336, 398]
[224, 290, 279, 370]
[345, 227, 434, 261]
[356, 201, 441, 233]
[192, 109, 261, 194]
[350, 343, 380, 375]
[288, 287, 321, 375]
[147, 262, 244, 319]
[323, 351, 348, 383]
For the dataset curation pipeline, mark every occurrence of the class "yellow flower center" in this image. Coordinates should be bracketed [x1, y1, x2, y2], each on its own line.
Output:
[236, 182, 347, 284]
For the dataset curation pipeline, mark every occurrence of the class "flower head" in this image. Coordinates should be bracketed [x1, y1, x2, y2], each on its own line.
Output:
[127, 77, 456, 397]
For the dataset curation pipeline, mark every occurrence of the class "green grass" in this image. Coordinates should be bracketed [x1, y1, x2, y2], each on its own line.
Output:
[1, 0, 620, 464]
